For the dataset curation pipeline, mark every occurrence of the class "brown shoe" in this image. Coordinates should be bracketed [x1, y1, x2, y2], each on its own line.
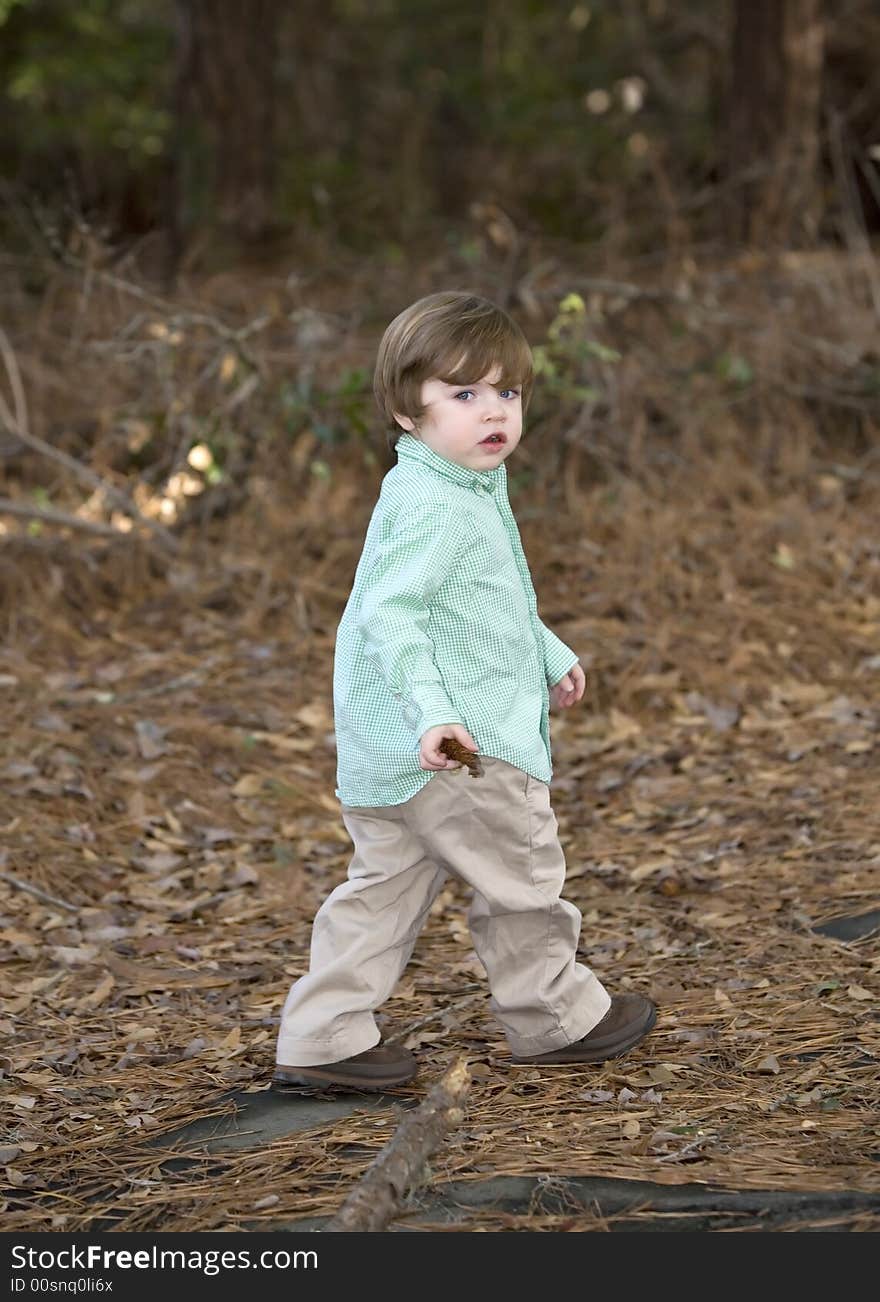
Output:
[511, 994, 657, 1065]
[272, 1042, 417, 1092]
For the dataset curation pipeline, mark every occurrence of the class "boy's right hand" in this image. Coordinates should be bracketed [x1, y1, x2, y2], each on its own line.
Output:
[419, 724, 480, 771]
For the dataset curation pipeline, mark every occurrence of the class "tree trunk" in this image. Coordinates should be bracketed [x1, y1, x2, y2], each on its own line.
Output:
[725, 0, 825, 246]
[165, 0, 279, 271]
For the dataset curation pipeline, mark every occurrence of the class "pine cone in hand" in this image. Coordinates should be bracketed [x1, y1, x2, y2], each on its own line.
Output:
[439, 737, 484, 778]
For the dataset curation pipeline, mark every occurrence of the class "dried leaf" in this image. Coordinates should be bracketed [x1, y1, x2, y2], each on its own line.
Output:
[645, 1065, 680, 1086]
[630, 860, 672, 882]
[51, 945, 99, 967]
[78, 971, 115, 1011]
[847, 984, 872, 1001]
[133, 851, 183, 874]
[403, 1029, 447, 1050]
[134, 720, 168, 760]
[229, 864, 260, 887]
[125, 1027, 160, 1043]
[293, 704, 333, 730]
[607, 709, 641, 743]
[248, 731, 313, 753]
[670, 1028, 711, 1046]
[232, 774, 267, 798]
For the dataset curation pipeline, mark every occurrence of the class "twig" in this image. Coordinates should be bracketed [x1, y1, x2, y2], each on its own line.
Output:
[385, 989, 483, 1044]
[115, 670, 205, 701]
[1, 323, 28, 434]
[655, 1137, 709, 1163]
[323, 1055, 471, 1232]
[0, 497, 132, 538]
[827, 109, 880, 321]
[596, 752, 660, 794]
[60, 252, 272, 371]
[0, 871, 79, 913]
[0, 327, 179, 553]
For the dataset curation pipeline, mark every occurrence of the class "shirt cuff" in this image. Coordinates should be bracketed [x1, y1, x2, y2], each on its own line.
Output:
[542, 625, 579, 687]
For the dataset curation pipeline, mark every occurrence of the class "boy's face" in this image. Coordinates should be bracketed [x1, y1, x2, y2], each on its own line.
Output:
[394, 365, 522, 471]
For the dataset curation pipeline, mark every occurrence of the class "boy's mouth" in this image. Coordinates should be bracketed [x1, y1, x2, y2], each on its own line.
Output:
[479, 432, 507, 446]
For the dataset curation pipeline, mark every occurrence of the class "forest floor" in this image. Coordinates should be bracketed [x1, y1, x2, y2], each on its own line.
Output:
[1, 249, 878, 1231]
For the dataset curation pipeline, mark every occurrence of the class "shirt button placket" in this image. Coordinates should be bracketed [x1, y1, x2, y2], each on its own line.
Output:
[498, 497, 551, 763]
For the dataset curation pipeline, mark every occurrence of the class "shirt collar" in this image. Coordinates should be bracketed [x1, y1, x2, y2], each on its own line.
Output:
[395, 434, 503, 494]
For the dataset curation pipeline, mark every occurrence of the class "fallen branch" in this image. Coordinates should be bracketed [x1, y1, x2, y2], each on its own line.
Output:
[0, 326, 179, 553]
[0, 497, 132, 539]
[323, 1055, 471, 1233]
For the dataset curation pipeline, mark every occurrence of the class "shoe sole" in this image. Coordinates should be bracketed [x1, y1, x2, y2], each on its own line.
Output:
[511, 1003, 658, 1065]
[271, 1065, 418, 1093]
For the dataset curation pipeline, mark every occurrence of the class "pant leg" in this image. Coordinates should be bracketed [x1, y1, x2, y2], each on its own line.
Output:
[275, 803, 447, 1067]
[406, 757, 611, 1057]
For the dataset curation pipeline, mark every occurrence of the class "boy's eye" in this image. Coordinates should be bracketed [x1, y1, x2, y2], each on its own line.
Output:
[452, 387, 520, 400]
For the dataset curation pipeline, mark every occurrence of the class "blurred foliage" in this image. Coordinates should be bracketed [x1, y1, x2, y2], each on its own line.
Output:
[274, 0, 715, 247]
[0, 0, 718, 247]
[280, 367, 373, 450]
[1, 0, 172, 229]
[0, 0, 877, 253]
[533, 292, 621, 408]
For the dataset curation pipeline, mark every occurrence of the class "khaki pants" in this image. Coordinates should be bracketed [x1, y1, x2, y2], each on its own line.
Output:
[276, 756, 611, 1065]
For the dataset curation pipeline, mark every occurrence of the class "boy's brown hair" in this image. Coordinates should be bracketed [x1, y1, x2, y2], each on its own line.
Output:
[374, 291, 535, 451]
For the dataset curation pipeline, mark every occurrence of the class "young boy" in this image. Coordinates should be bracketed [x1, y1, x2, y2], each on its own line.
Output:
[274, 290, 656, 1091]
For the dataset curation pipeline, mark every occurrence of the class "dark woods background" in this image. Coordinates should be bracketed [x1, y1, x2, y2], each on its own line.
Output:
[2, 0, 879, 269]
[0, 0, 878, 614]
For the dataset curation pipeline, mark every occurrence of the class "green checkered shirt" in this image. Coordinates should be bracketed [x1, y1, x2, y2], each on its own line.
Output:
[333, 435, 579, 806]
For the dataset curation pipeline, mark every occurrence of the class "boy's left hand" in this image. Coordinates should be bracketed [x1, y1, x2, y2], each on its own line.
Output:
[549, 661, 586, 710]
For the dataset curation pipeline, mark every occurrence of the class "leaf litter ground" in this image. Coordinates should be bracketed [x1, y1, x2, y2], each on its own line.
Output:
[1, 429, 878, 1234]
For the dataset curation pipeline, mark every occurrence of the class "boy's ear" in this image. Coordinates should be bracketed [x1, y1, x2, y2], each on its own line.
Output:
[393, 412, 416, 432]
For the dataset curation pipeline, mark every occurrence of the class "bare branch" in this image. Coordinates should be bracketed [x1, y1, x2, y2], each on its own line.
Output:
[0, 326, 179, 553]
[58, 252, 272, 371]
[826, 109, 880, 321]
[0, 497, 137, 538]
[0, 325, 28, 433]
